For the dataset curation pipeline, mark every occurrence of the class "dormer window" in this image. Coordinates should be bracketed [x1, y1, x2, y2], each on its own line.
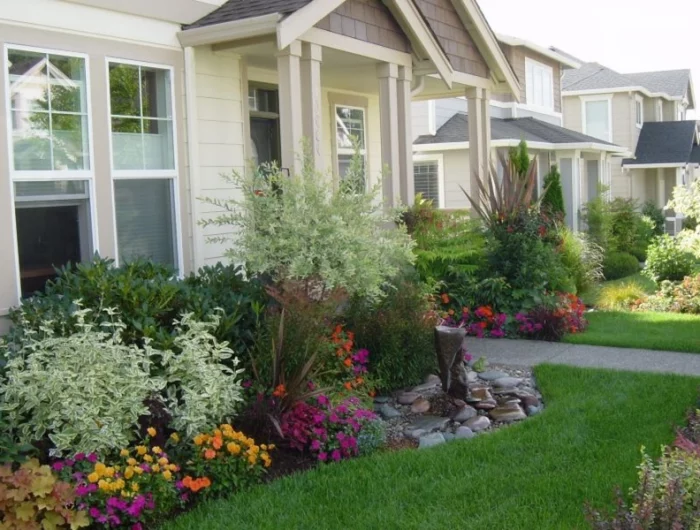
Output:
[525, 58, 554, 111]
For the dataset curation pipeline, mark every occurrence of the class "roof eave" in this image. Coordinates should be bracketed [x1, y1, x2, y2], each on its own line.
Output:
[563, 86, 682, 101]
[178, 13, 281, 47]
[496, 33, 581, 69]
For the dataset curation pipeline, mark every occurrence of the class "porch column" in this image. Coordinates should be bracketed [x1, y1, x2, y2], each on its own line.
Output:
[397, 65, 414, 205]
[675, 167, 685, 232]
[277, 41, 304, 175]
[466, 87, 491, 204]
[377, 63, 401, 208]
[572, 150, 581, 232]
[657, 168, 665, 209]
[301, 43, 323, 172]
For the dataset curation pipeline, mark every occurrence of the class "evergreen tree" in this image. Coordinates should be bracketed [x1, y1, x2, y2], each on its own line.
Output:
[542, 165, 566, 217]
[509, 139, 530, 179]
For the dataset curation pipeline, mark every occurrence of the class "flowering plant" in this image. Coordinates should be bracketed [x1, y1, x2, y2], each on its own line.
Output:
[516, 293, 587, 342]
[281, 396, 379, 462]
[329, 325, 373, 394]
[187, 424, 272, 499]
[438, 298, 508, 339]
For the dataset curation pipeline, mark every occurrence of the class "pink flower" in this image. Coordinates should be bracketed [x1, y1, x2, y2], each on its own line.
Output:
[242, 380, 253, 389]
[74, 453, 86, 462]
[52, 461, 64, 472]
[86, 453, 98, 464]
[331, 449, 341, 461]
[318, 452, 328, 461]
[463, 352, 473, 362]
[310, 440, 321, 451]
[317, 395, 330, 407]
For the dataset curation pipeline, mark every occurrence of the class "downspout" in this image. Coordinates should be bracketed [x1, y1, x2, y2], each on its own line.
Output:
[183, 46, 203, 272]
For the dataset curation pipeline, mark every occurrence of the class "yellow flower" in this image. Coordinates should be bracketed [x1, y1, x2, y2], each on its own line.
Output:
[261, 444, 267, 451]
[152, 446, 162, 455]
[87, 472, 99, 483]
[94, 463, 107, 476]
[124, 467, 134, 480]
[169, 432, 180, 443]
[131, 483, 140, 492]
[120, 449, 130, 457]
[104, 467, 115, 478]
[214, 429, 223, 438]
[136, 446, 147, 456]
[143, 454, 153, 463]
[147, 427, 157, 437]
[162, 470, 172, 481]
[227, 442, 241, 455]
[151, 464, 160, 473]
[158, 457, 168, 466]
[133, 467, 144, 475]
[193, 435, 205, 446]
[247, 455, 257, 465]
[98, 479, 108, 491]
[127, 458, 137, 466]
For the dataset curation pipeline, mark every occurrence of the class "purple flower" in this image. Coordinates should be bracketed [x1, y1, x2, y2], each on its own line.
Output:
[352, 349, 369, 365]
[242, 380, 253, 389]
[74, 453, 86, 462]
[139, 463, 151, 472]
[132, 524, 144, 530]
[64, 459, 75, 467]
[490, 329, 505, 338]
[317, 395, 330, 407]
[86, 453, 98, 464]
[175, 480, 184, 491]
[310, 439, 321, 451]
[331, 449, 341, 462]
[75, 484, 97, 497]
[463, 352, 473, 362]
[318, 452, 328, 462]
[51, 461, 64, 472]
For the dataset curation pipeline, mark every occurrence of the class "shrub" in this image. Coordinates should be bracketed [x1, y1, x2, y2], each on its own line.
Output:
[603, 252, 639, 280]
[509, 139, 530, 179]
[668, 174, 700, 221]
[597, 282, 649, 310]
[356, 417, 387, 456]
[280, 396, 379, 462]
[609, 198, 640, 251]
[159, 314, 244, 438]
[645, 234, 696, 282]
[541, 165, 566, 217]
[582, 189, 613, 250]
[677, 227, 700, 260]
[559, 229, 605, 293]
[642, 200, 665, 236]
[201, 149, 415, 302]
[186, 424, 271, 499]
[515, 293, 587, 341]
[0, 459, 89, 529]
[344, 276, 436, 391]
[1, 309, 161, 455]
[639, 275, 700, 314]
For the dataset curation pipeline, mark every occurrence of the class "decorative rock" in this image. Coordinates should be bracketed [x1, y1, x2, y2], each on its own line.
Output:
[412, 381, 440, 392]
[378, 404, 402, 420]
[373, 396, 390, 404]
[408, 429, 426, 440]
[418, 432, 446, 449]
[478, 370, 508, 381]
[434, 326, 469, 399]
[464, 416, 491, 432]
[492, 377, 524, 388]
[424, 374, 441, 385]
[518, 394, 542, 408]
[407, 415, 450, 433]
[490, 403, 527, 423]
[443, 432, 456, 442]
[455, 426, 476, 439]
[474, 399, 497, 411]
[470, 387, 492, 400]
[527, 405, 542, 416]
[451, 405, 478, 422]
[453, 399, 467, 408]
[411, 397, 431, 414]
[397, 392, 421, 405]
[467, 371, 478, 383]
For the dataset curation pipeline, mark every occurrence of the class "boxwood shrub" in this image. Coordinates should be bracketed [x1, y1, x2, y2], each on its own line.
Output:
[603, 251, 640, 280]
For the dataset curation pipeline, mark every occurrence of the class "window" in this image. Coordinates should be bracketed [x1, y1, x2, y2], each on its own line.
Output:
[335, 105, 367, 187]
[6, 46, 94, 296]
[635, 96, 643, 128]
[108, 60, 179, 268]
[413, 159, 442, 207]
[657, 100, 663, 121]
[583, 99, 611, 141]
[525, 58, 554, 110]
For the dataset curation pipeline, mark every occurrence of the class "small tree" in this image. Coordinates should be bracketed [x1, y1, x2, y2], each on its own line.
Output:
[541, 165, 566, 217]
[509, 140, 530, 179]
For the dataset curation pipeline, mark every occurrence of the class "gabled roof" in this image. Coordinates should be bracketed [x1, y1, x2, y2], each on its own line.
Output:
[625, 70, 692, 100]
[497, 34, 581, 69]
[623, 121, 699, 166]
[184, 0, 310, 29]
[414, 113, 621, 149]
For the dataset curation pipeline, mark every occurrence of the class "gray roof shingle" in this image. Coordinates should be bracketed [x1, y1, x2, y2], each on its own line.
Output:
[623, 121, 698, 165]
[184, 0, 312, 30]
[414, 113, 619, 147]
[624, 70, 692, 99]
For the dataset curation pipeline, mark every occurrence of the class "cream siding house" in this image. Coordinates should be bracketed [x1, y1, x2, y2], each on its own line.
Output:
[0, 0, 520, 331]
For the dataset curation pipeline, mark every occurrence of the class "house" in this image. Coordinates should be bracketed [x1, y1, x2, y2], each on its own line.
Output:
[562, 62, 698, 233]
[0, 0, 523, 331]
[412, 35, 629, 230]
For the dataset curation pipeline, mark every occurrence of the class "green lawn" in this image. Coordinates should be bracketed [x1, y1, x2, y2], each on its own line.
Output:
[565, 310, 700, 353]
[165, 366, 699, 530]
[579, 273, 657, 307]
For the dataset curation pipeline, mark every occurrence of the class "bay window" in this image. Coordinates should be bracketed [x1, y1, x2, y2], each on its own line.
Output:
[108, 60, 179, 268]
[583, 98, 612, 142]
[525, 58, 554, 111]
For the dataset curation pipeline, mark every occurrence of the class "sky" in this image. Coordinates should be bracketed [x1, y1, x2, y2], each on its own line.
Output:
[479, 0, 698, 116]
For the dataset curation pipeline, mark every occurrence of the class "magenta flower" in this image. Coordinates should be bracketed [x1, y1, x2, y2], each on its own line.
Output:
[331, 449, 341, 462]
[242, 380, 253, 389]
[51, 461, 64, 472]
[310, 439, 321, 451]
[86, 453, 98, 464]
[317, 395, 330, 407]
[318, 452, 328, 461]
[74, 453, 86, 462]
[352, 349, 370, 364]
[464, 352, 473, 362]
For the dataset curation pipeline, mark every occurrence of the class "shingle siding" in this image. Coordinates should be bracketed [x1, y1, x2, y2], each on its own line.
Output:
[500, 45, 562, 112]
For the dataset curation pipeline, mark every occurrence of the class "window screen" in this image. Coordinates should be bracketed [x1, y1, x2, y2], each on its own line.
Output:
[414, 161, 440, 205]
[585, 100, 611, 141]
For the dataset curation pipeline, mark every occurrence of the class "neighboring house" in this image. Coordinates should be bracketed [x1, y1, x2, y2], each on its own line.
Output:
[412, 35, 628, 230]
[562, 62, 698, 234]
[0, 0, 522, 330]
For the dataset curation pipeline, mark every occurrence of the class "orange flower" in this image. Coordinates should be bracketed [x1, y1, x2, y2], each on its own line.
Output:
[272, 384, 287, 398]
[336, 349, 344, 358]
[347, 331, 355, 341]
[344, 382, 353, 391]
[212, 437, 223, 450]
[355, 377, 364, 385]
[334, 325, 343, 335]
[342, 341, 353, 352]
[204, 449, 216, 460]
[441, 293, 450, 304]
[343, 357, 353, 368]
[368, 389, 377, 398]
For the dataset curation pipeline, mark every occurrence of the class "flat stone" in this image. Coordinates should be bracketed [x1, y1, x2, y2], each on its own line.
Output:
[453, 399, 467, 408]
[492, 377, 524, 388]
[474, 399, 497, 411]
[373, 396, 390, 404]
[378, 404, 402, 420]
[492, 387, 518, 395]
[412, 381, 440, 393]
[527, 405, 542, 416]
[467, 371, 478, 383]
[443, 432, 455, 442]
[518, 395, 541, 408]
[464, 416, 491, 432]
[418, 432, 446, 449]
[408, 429, 426, 440]
[455, 426, 475, 439]
[490, 403, 527, 423]
[411, 397, 431, 414]
[424, 374, 441, 385]
[478, 370, 509, 381]
[397, 392, 421, 405]
[451, 405, 478, 422]
[407, 415, 450, 433]
[470, 388, 493, 401]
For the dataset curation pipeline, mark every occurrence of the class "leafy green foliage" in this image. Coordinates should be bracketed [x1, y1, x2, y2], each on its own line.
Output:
[596, 281, 649, 310]
[608, 198, 640, 251]
[677, 228, 700, 260]
[541, 165, 566, 217]
[603, 252, 639, 281]
[508, 140, 530, 179]
[200, 149, 415, 302]
[639, 275, 700, 314]
[645, 234, 696, 282]
[558, 229, 604, 293]
[641, 200, 666, 236]
[582, 189, 614, 251]
[668, 175, 700, 221]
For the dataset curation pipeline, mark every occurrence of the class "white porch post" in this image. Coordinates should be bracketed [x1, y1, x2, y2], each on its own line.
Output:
[277, 41, 304, 174]
[301, 42, 323, 172]
[377, 63, 401, 208]
[657, 168, 666, 209]
[675, 167, 684, 232]
[466, 87, 491, 203]
[572, 150, 581, 232]
[397, 65, 414, 205]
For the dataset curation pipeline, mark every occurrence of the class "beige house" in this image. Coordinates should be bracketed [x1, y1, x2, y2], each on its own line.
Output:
[0, 0, 521, 330]
[562, 62, 698, 233]
[411, 35, 628, 230]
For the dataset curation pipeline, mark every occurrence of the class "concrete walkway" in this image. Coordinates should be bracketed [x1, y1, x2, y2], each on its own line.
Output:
[465, 337, 700, 377]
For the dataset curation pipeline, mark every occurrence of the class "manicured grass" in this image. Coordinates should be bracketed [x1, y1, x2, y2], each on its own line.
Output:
[165, 366, 699, 530]
[579, 273, 657, 307]
[565, 310, 700, 353]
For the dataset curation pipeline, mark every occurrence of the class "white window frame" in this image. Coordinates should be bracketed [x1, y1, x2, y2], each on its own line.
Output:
[334, 103, 368, 184]
[657, 99, 664, 121]
[413, 154, 445, 209]
[580, 95, 613, 142]
[4, 43, 99, 304]
[635, 95, 643, 128]
[105, 57, 183, 272]
[525, 57, 555, 112]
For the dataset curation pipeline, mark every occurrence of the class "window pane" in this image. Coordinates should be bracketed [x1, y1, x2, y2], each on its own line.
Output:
[414, 162, 439, 204]
[51, 113, 89, 170]
[109, 63, 140, 117]
[114, 179, 175, 266]
[338, 154, 366, 191]
[48, 55, 86, 113]
[142, 119, 174, 170]
[8, 49, 47, 112]
[141, 67, 172, 119]
[112, 117, 143, 170]
[15, 180, 87, 198]
[12, 110, 51, 170]
[585, 101, 610, 141]
[336, 107, 365, 149]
